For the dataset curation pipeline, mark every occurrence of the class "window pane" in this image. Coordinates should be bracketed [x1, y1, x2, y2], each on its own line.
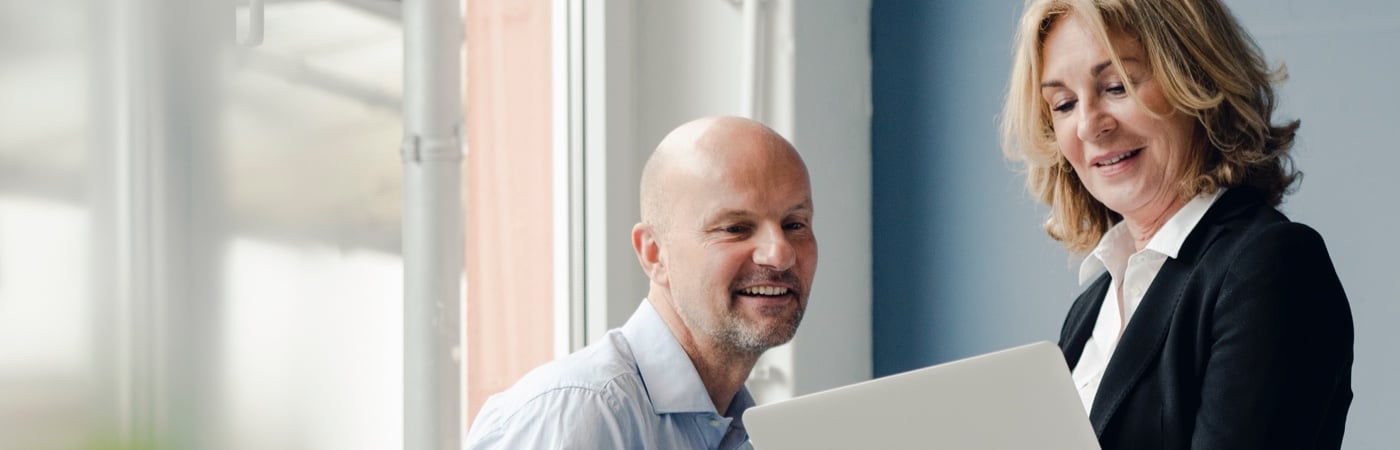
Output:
[463, 0, 556, 425]
[0, 1, 94, 449]
[213, 2, 404, 449]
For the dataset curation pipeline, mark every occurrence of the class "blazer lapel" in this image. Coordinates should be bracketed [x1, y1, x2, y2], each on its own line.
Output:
[1085, 241, 1209, 433]
[1085, 188, 1259, 435]
[1061, 274, 1111, 369]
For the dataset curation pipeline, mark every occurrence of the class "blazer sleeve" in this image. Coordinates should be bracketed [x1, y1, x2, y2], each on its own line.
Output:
[1190, 222, 1354, 449]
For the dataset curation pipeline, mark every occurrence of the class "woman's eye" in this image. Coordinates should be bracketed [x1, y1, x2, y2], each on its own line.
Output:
[1051, 100, 1076, 113]
[1106, 83, 1127, 95]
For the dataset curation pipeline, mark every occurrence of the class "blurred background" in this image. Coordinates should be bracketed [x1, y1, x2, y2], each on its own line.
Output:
[0, 0, 1394, 449]
[1, 0, 645, 448]
[2, 1, 405, 448]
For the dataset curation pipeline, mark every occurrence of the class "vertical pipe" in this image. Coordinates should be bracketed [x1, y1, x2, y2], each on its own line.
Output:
[552, 0, 581, 357]
[402, 0, 464, 449]
[95, 0, 224, 447]
[739, 0, 762, 119]
[98, 0, 156, 441]
[239, 0, 264, 47]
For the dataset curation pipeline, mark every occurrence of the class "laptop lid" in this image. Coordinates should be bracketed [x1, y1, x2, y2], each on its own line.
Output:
[743, 341, 1099, 450]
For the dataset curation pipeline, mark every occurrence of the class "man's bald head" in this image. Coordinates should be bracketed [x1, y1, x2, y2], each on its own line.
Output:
[632, 116, 816, 361]
[639, 116, 806, 233]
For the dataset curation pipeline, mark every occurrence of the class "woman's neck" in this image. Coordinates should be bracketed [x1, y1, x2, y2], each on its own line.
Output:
[1121, 194, 1191, 252]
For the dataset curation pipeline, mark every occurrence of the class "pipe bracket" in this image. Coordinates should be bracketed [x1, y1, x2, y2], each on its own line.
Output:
[400, 128, 464, 164]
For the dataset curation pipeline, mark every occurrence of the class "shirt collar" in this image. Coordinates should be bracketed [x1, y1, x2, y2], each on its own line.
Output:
[1143, 188, 1224, 259]
[1078, 189, 1226, 285]
[621, 300, 743, 416]
[726, 387, 755, 430]
[1079, 222, 1133, 286]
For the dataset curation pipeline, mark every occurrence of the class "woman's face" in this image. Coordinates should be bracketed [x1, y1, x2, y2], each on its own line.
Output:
[1039, 15, 1197, 224]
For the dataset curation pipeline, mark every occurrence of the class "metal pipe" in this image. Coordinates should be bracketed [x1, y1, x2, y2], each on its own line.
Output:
[239, 0, 264, 46]
[96, 0, 224, 447]
[98, 0, 155, 442]
[402, 0, 464, 448]
[553, 0, 582, 356]
[739, 0, 762, 119]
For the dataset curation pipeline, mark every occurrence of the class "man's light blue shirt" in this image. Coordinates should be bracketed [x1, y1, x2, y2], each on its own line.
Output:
[465, 300, 755, 450]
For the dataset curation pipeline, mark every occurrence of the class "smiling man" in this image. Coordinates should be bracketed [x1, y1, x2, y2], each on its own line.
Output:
[466, 116, 817, 450]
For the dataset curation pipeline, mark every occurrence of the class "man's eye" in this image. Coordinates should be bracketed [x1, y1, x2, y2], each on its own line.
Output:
[784, 222, 807, 231]
[722, 225, 750, 234]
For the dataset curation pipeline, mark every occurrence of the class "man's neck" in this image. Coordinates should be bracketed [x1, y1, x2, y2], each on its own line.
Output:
[646, 294, 760, 416]
[686, 338, 760, 416]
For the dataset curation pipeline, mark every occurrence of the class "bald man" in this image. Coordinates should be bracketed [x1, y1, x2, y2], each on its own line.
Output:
[466, 116, 817, 450]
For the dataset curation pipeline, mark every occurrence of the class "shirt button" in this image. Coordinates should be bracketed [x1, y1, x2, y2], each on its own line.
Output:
[710, 419, 720, 427]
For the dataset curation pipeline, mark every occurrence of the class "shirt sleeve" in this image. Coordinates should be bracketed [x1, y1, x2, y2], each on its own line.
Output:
[466, 384, 639, 450]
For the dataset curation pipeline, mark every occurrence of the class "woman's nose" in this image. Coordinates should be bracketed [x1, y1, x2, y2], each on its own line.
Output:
[1076, 101, 1115, 142]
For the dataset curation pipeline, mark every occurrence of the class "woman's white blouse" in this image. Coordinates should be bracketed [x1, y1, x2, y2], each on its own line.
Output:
[1071, 189, 1225, 414]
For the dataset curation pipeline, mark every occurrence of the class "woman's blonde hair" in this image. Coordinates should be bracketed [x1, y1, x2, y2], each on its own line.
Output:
[1000, 0, 1300, 253]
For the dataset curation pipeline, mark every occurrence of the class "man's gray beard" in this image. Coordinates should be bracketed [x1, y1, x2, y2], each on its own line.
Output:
[719, 306, 803, 356]
[676, 298, 804, 357]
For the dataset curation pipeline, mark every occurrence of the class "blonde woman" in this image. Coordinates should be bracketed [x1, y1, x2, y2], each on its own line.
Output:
[1001, 0, 1353, 448]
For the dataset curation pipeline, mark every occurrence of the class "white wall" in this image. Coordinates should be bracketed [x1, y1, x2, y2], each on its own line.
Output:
[581, 0, 873, 402]
[1229, 2, 1400, 447]
[786, 0, 873, 397]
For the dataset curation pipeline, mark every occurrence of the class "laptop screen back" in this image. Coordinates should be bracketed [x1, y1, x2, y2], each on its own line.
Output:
[743, 341, 1099, 450]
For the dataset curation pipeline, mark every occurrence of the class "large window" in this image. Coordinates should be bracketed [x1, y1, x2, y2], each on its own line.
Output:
[217, 3, 405, 447]
[0, 0, 558, 448]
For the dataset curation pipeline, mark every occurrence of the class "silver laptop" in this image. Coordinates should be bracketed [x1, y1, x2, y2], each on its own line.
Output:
[743, 341, 1099, 450]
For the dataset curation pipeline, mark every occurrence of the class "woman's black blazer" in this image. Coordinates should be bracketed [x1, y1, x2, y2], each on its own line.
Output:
[1059, 187, 1354, 449]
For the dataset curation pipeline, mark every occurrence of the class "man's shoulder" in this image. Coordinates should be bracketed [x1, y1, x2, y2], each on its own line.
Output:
[476, 330, 648, 418]
[467, 330, 653, 448]
[521, 330, 639, 391]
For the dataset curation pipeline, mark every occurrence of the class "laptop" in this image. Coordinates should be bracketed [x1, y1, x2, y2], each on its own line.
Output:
[743, 341, 1099, 450]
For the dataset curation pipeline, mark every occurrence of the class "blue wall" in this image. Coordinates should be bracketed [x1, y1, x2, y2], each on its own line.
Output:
[871, 0, 1398, 447]
[871, 0, 1078, 376]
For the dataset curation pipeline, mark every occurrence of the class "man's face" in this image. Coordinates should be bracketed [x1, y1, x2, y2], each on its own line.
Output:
[660, 148, 817, 356]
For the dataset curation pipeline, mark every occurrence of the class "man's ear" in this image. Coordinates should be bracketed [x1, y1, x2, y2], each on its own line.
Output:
[632, 223, 668, 287]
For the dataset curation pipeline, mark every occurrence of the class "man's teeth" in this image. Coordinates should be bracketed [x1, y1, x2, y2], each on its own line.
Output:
[741, 286, 789, 296]
[1096, 150, 1138, 166]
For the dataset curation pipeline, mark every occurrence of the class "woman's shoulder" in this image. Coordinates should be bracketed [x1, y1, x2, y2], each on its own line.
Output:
[1200, 188, 1328, 257]
[1222, 205, 1329, 261]
[1203, 201, 1346, 305]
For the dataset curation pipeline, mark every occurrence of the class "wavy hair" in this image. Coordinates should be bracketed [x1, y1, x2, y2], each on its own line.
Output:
[1000, 0, 1300, 253]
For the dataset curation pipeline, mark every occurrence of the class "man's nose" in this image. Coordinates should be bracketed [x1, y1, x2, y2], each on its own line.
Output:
[753, 225, 796, 271]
